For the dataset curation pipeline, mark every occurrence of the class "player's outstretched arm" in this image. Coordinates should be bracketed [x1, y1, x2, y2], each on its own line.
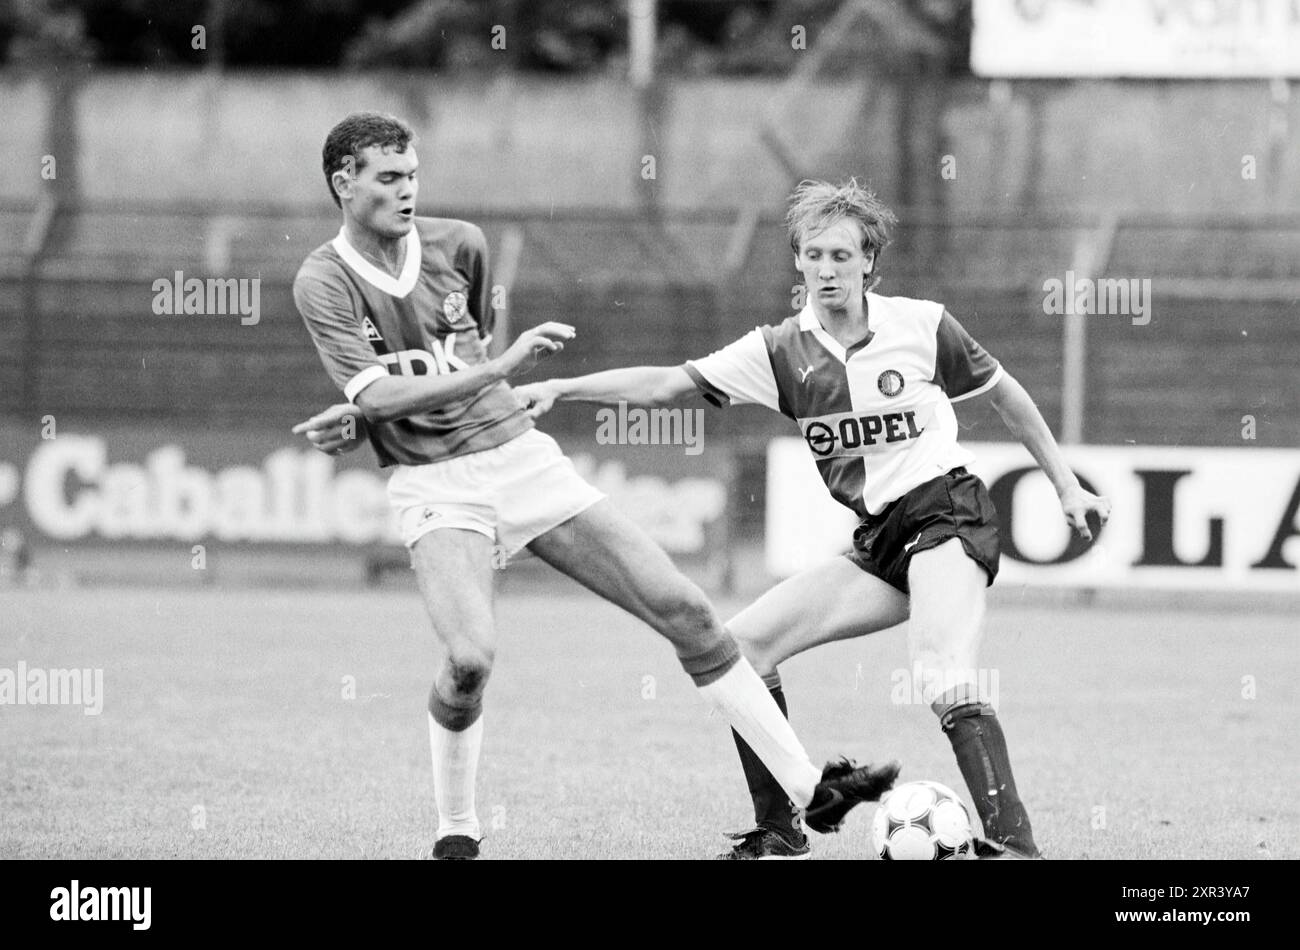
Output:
[514, 366, 696, 419]
[355, 322, 576, 424]
[986, 372, 1112, 541]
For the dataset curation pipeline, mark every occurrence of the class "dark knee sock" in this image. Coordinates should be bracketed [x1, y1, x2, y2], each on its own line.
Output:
[933, 689, 1038, 855]
[428, 683, 484, 732]
[676, 632, 740, 686]
[731, 671, 801, 837]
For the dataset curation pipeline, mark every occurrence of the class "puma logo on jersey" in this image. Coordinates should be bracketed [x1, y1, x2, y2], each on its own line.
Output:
[798, 366, 815, 382]
[361, 316, 383, 342]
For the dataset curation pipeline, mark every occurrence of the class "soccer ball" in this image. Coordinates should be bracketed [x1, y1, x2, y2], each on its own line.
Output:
[871, 780, 975, 860]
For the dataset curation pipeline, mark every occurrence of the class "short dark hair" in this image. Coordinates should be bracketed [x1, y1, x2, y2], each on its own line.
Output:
[321, 112, 415, 208]
[786, 178, 898, 290]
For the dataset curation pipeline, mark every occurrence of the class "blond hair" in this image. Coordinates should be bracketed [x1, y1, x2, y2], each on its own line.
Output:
[786, 179, 898, 290]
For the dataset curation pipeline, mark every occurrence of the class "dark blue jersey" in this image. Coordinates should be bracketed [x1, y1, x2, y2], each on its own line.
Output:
[295, 217, 531, 466]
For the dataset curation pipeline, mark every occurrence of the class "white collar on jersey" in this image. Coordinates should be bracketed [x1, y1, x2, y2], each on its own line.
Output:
[331, 225, 422, 298]
[798, 293, 890, 363]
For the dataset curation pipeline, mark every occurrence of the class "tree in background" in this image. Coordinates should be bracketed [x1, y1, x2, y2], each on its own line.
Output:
[0, 0, 970, 76]
[2, 0, 96, 63]
[341, 0, 624, 72]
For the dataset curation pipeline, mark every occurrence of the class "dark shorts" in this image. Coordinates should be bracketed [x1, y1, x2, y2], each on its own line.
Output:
[845, 467, 1001, 595]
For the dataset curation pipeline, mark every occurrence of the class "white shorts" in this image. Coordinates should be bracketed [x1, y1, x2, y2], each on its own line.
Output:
[386, 429, 605, 556]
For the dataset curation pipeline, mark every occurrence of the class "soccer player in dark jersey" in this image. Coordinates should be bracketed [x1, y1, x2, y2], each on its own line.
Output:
[292, 115, 898, 860]
[518, 179, 1112, 860]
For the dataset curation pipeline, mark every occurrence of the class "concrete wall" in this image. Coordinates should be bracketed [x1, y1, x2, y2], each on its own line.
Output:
[1, 70, 1295, 214]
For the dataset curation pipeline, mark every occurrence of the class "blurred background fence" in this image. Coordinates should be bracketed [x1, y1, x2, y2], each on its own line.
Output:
[5, 197, 1296, 442]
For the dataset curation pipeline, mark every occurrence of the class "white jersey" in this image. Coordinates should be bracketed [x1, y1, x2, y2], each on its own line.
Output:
[685, 292, 1003, 518]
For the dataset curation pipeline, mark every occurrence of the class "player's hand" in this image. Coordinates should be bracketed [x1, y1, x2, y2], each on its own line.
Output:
[1059, 484, 1111, 542]
[291, 403, 368, 456]
[514, 381, 559, 419]
[494, 322, 576, 378]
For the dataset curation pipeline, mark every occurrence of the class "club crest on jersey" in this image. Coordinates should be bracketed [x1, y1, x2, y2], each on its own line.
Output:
[443, 291, 473, 328]
[877, 369, 905, 398]
[361, 316, 383, 342]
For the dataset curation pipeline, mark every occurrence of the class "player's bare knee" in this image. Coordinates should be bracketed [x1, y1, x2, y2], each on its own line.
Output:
[446, 646, 494, 698]
[655, 587, 720, 646]
[450, 663, 490, 699]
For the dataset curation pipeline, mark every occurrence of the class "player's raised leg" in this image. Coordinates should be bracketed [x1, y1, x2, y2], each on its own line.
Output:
[410, 527, 498, 860]
[718, 557, 909, 858]
[526, 500, 897, 832]
[730, 555, 910, 677]
[526, 500, 816, 803]
[908, 538, 1040, 858]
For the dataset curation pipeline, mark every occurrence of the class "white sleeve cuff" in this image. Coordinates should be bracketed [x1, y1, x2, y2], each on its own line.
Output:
[343, 365, 388, 403]
[949, 364, 1005, 404]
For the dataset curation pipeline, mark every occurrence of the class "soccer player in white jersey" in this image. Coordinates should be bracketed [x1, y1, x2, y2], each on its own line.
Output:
[292, 116, 899, 860]
[518, 179, 1111, 860]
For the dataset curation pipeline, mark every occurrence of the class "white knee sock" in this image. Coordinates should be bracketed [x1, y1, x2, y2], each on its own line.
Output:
[427, 712, 484, 840]
[697, 658, 820, 807]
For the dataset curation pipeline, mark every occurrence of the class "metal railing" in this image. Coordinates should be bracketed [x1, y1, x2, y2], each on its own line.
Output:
[3, 200, 1297, 446]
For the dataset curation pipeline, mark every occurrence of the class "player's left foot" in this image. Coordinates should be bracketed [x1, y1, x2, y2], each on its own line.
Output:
[804, 758, 901, 834]
[973, 838, 1044, 860]
[715, 826, 812, 860]
[432, 834, 480, 860]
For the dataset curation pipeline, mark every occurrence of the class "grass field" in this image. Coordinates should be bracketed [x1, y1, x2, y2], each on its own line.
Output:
[2, 581, 1296, 860]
